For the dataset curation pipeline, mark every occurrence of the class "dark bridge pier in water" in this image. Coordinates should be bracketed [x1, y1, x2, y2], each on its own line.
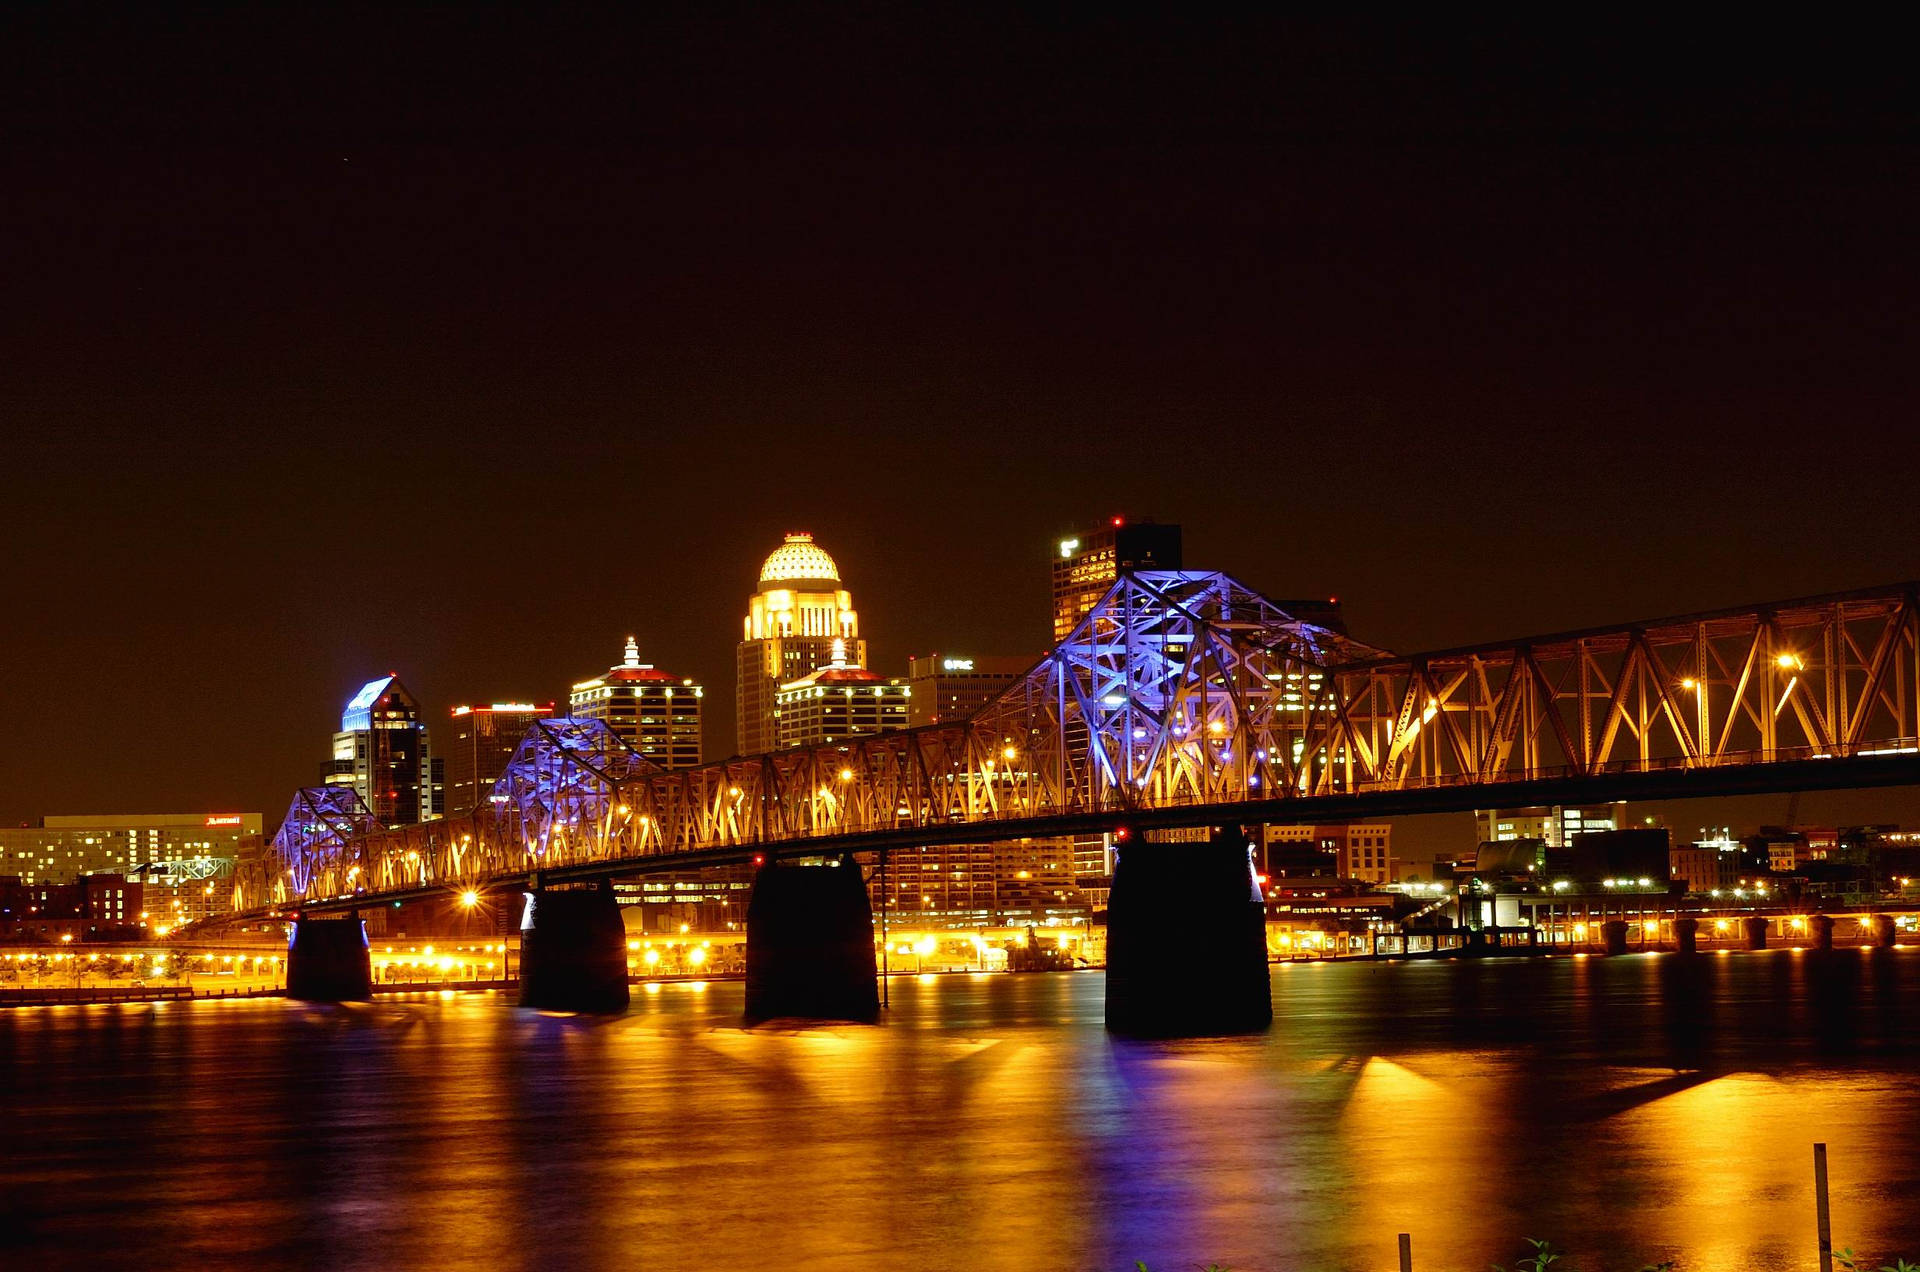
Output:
[519, 881, 629, 1012]
[744, 857, 880, 1024]
[286, 913, 373, 1002]
[1105, 825, 1271, 1036]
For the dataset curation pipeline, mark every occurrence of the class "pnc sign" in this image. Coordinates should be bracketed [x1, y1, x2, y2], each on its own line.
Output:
[941, 658, 974, 672]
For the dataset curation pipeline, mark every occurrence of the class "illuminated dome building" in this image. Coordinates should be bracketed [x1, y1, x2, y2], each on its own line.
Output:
[737, 532, 867, 754]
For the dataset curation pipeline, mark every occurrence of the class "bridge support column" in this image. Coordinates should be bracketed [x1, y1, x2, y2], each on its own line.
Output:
[1813, 914, 1835, 951]
[1675, 917, 1698, 955]
[287, 913, 372, 1002]
[1106, 825, 1270, 1037]
[519, 881, 629, 1012]
[1602, 920, 1629, 956]
[745, 857, 879, 1025]
[1745, 916, 1770, 950]
[1873, 915, 1898, 949]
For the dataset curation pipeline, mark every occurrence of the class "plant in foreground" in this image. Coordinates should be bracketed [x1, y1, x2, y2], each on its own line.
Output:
[1837, 1252, 1920, 1272]
[1491, 1239, 1672, 1272]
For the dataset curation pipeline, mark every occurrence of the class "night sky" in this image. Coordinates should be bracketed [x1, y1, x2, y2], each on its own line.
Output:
[4, 12, 1917, 847]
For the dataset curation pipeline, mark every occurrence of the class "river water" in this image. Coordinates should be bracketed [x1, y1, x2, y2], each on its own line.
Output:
[4, 951, 1920, 1271]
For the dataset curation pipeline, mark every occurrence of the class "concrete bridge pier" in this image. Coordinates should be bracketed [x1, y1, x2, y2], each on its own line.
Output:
[1813, 915, 1836, 951]
[287, 912, 373, 1002]
[1675, 917, 1699, 954]
[744, 857, 879, 1025]
[1745, 916, 1770, 950]
[1873, 915, 1898, 949]
[519, 881, 630, 1012]
[1602, 920, 1629, 956]
[1106, 825, 1271, 1037]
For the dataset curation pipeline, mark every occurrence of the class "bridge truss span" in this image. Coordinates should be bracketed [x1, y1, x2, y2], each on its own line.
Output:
[1305, 582, 1920, 794]
[237, 575, 1920, 912]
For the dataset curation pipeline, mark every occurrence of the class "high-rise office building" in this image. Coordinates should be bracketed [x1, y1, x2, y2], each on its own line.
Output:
[737, 533, 866, 755]
[323, 675, 442, 825]
[773, 652, 909, 749]
[905, 652, 1031, 728]
[444, 701, 554, 816]
[570, 637, 703, 769]
[1050, 518, 1183, 640]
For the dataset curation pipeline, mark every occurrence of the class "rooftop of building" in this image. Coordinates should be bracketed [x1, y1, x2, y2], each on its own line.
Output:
[340, 674, 420, 731]
[779, 661, 905, 692]
[35, 814, 264, 830]
[759, 532, 841, 585]
[573, 637, 694, 690]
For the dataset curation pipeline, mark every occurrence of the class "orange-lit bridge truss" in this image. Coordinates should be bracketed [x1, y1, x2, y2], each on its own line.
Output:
[239, 574, 1920, 913]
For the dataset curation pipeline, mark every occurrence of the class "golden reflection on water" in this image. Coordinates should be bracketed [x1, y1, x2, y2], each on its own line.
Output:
[5, 957, 1920, 1270]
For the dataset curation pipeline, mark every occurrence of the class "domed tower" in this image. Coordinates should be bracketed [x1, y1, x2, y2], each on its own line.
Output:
[736, 533, 867, 754]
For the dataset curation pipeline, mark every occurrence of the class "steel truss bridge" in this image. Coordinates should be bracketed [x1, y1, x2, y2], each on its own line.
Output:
[234, 573, 1920, 915]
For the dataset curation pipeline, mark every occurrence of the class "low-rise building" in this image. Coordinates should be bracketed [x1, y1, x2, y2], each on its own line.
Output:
[0, 813, 261, 929]
[1262, 823, 1393, 883]
[0, 872, 144, 940]
[1669, 836, 1743, 894]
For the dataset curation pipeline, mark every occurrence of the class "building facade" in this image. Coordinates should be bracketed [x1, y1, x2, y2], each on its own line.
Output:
[323, 675, 442, 825]
[1051, 518, 1183, 641]
[773, 659, 909, 749]
[570, 636, 703, 769]
[904, 652, 1031, 728]
[0, 873, 144, 941]
[444, 702, 554, 816]
[0, 812, 262, 930]
[737, 533, 866, 754]
[1670, 835, 1743, 893]
[1260, 823, 1394, 883]
[1478, 803, 1624, 850]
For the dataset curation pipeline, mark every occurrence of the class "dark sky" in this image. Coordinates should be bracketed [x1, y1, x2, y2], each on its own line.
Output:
[4, 12, 1917, 843]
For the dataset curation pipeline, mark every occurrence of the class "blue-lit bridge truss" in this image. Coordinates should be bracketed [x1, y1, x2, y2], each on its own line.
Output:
[235, 573, 1920, 913]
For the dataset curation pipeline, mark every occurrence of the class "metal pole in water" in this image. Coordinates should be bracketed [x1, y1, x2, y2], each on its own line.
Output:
[1815, 1142, 1833, 1272]
[1397, 1232, 1412, 1271]
[879, 849, 890, 1009]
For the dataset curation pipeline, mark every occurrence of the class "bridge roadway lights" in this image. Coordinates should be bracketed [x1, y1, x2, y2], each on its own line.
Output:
[1873, 915, 1898, 949]
[1602, 920, 1629, 957]
[744, 856, 880, 1025]
[287, 912, 373, 1002]
[519, 881, 630, 1013]
[1745, 916, 1770, 951]
[1105, 825, 1271, 1038]
[1674, 917, 1699, 955]
[1813, 915, 1836, 951]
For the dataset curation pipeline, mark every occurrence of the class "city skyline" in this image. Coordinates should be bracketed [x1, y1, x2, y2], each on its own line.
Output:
[8, 524, 1920, 860]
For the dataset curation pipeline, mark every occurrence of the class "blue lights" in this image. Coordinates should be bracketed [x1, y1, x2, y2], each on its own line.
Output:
[340, 675, 395, 731]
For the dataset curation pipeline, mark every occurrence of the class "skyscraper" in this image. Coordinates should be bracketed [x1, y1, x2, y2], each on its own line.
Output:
[1050, 518, 1183, 640]
[444, 702, 554, 816]
[736, 533, 866, 755]
[322, 675, 441, 825]
[570, 637, 704, 769]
